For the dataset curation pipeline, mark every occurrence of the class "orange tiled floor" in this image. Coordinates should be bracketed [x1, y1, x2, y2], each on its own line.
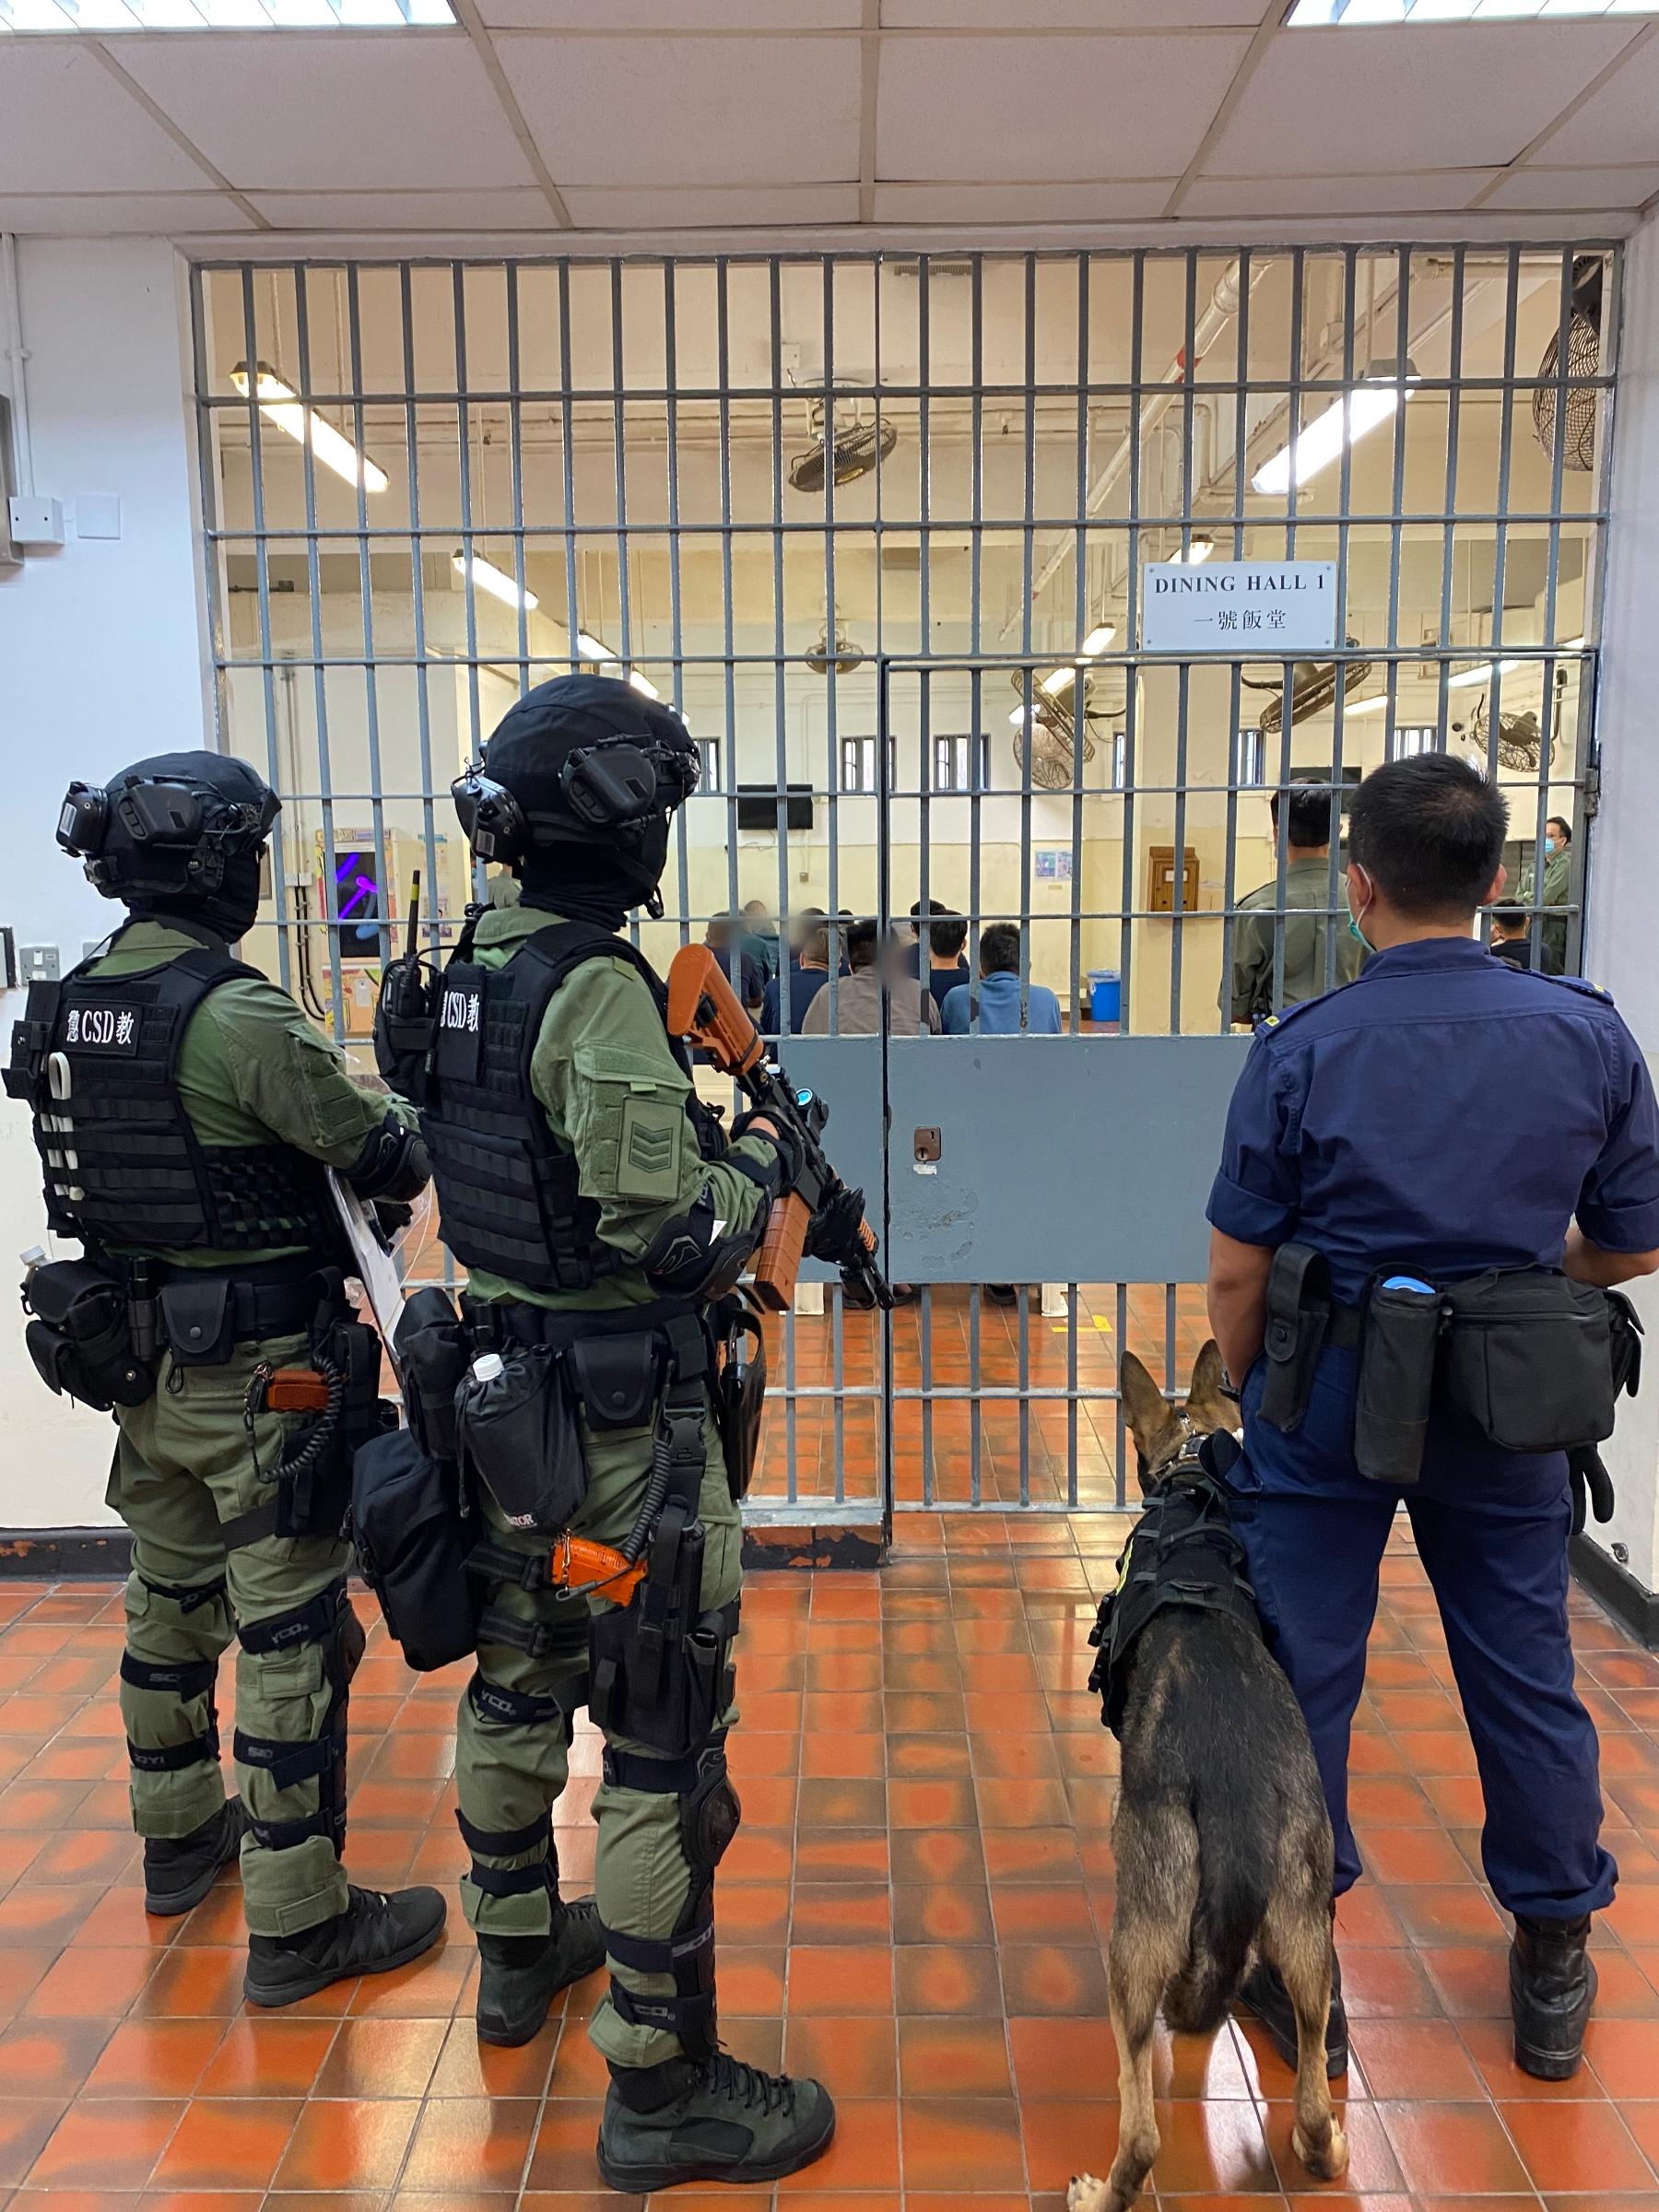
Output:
[0, 1517, 1655, 2207]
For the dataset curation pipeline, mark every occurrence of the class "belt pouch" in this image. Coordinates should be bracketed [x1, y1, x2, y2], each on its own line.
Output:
[394, 1287, 469, 1460]
[712, 1295, 767, 1502]
[566, 1331, 662, 1432]
[1354, 1280, 1443, 1486]
[1441, 1270, 1616, 1453]
[456, 1343, 587, 1534]
[159, 1277, 236, 1368]
[350, 1427, 479, 1671]
[1257, 1243, 1330, 1433]
[22, 1258, 153, 1410]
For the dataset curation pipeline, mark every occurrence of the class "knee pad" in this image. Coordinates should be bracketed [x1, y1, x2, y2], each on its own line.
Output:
[233, 1579, 363, 1854]
[121, 1573, 229, 1779]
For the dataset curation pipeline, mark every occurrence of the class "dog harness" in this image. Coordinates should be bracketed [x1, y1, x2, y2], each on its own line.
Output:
[1087, 1436, 1265, 1739]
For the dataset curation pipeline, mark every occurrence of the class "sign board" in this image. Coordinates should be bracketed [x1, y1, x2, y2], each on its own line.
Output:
[1141, 560, 1337, 655]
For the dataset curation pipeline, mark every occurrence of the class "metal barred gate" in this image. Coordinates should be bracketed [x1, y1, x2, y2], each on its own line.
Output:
[190, 244, 1615, 1531]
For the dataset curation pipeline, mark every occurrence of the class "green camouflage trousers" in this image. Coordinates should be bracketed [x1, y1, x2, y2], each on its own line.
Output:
[456, 1401, 742, 2069]
[109, 1333, 355, 1938]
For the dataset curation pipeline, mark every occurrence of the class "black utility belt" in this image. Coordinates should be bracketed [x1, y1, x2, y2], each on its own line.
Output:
[1259, 1242, 1642, 1486]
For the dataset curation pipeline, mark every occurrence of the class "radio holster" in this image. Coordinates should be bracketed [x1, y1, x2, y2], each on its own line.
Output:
[1256, 1242, 1332, 1432]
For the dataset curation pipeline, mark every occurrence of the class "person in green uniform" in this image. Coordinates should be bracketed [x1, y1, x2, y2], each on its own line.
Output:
[1226, 781, 1366, 1026]
[411, 677, 834, 2189]
[5, 753, 445, 2006]
[1520, 816, 1573, 976]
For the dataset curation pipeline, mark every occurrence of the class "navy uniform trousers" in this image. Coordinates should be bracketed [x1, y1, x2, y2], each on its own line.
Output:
[1226, 1344, 1617, 1922]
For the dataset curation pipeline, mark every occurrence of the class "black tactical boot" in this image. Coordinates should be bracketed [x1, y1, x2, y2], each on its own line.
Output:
[243, 1882, 447, 2007]
[477, 1900, 606, 2047]
[1239, 1941, 1348, 2078]
[598, 2053, 836, 2191]
[1512, 1912, 1596, 2081]
[144, 1798, 249, 1917]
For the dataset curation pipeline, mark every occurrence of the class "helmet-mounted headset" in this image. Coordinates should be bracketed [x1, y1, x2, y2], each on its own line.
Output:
[451, 731, 700, 867]
[57, 769, 280, 901]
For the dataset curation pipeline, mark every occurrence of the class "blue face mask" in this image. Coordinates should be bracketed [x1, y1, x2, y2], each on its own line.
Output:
[1347, 865, 1375, 953]
[1543, 837, 1558, 857]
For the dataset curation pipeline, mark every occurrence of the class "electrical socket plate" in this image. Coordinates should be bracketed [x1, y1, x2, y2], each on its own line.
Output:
[7, 497, 65, 548]
[19, 945, 60, 982]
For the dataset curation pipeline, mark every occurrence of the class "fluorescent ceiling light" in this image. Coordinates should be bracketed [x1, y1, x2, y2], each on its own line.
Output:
[627, 670, 660, 700]
[1289, 0, 1653, 18]
[1445, 657, 1522, 688]
[1033, 622, 1117, 697]
[1173, 535, 1216, 565]
[1344, 694, 1393, 714]
[453, 550, 538, 612]
[575, 629, 617, 661]
[1253, 364, 1415, 495]
[0, 0, 452, 24]
[1079, 623, 1117, 655]
[230, 362, 387, 495]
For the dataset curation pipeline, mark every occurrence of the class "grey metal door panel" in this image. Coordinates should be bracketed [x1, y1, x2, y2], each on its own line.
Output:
[766, 1035, 885, 1285]
[885, 1034, 1250, 1285]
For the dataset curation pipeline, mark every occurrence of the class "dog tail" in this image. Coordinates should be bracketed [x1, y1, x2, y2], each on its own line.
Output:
[1162, 1797, 1270, 2036]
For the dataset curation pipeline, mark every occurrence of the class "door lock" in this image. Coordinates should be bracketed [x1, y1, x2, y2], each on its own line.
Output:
[913, 1126, 942, 1164]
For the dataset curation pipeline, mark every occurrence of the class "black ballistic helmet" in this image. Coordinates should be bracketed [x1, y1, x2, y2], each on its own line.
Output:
[57, 751, 279, 939]
[453, 675, 700, 911]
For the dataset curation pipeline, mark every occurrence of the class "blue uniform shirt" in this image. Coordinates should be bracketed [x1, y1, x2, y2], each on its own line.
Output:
[1207, 935, 1659, 1304]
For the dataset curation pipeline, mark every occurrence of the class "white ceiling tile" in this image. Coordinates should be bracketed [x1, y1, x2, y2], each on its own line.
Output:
[1485, 162, 1659, 210]
[1182, 169, 1500, 217]
[0, 190, 254, 234]
[0, 44, 207, 194]
[1524, 37, 1659, 168]
[481, 0, 856, 22]
[560, 182, 861, 227]
[884, 1, 1265, 23]
[111, 33, 534, 192]
[249, 186, 559, 228]
[499, 33, 861, 185]
[1205, 21, 1633, 177]
[877, 31, 1252, 182]
[872, 178, 1178, 219]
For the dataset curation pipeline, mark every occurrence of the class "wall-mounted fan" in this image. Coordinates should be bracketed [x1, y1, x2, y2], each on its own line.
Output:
[804, 612, 866, 675]
[1470, 672, 1564, 776]
[1241, 645, 1374, 735]
[1534, 257, 1603, 476]
[1009, 670, 1100, 792]
[789, 395, 898, 492]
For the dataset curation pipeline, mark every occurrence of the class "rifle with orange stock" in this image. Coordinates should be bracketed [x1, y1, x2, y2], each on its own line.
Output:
[665, 943, 895, 1313]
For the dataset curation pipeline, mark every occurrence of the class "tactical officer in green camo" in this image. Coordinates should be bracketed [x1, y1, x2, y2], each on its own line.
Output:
[5, 752, 445, 2006]
[421, 677, 834, 2190]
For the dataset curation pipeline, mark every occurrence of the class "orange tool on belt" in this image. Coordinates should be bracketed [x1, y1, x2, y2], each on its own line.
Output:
[255, 1368, 334, 1414]
[548, 1532, 648, 1604]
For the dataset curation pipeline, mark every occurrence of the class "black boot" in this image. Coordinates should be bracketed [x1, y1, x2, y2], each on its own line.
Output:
[599, 2052, 835, 2191]
[144, 1799, 249, 1917]
[1239, 1942, 1348, 2078]
[243, 1882, 447, 2008]
[477, 1900, 606, 2047]
[1511, 1913, 1596, 2081]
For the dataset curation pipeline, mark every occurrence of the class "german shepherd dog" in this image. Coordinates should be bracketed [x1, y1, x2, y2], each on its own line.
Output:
[1068, 1344, 1347, 2212]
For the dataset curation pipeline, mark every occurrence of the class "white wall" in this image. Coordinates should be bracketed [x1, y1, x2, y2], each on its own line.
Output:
[1, 237, 214, 1526]
[1583, 205, 1659, 1600]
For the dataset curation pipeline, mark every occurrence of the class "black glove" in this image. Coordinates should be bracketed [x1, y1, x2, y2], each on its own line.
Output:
[730, 1108, 806, 1192]
[373, 1200, 415, 1240]
[806, 1183, 866, 1266]
[347, 1113, 430, 1203]
[1568, 1443, 1616, 1539]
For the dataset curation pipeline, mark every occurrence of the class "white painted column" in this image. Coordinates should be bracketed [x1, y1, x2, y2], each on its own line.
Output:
[0, 237, 212, 1529]
[1583, 205, 1659, 1602]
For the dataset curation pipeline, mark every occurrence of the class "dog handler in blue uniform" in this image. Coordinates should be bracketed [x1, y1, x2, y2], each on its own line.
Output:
[1205, 752, 1659, 2085]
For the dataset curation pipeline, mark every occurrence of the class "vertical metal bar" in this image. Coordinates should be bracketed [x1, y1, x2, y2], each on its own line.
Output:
[293, 268, 345, 1040]
[1114, 1279, 1128, 1507]
[1169, 254, 1197, 1039]
[236, 265, 293, 998]
[666, 264, 692, 946]
[505, 267, 530, 691]
[1069, 252, 1088, 1038]
[399, 265, 441, 972]
[345, 267, 392, 973]
[1488, 246, 1522, 803]
[558, 263, 582, 674]
[452, 266, 484, 810]
[1437, 247, 1466, 770]
[1121, 250, 1145, 1037]
[875, 650, 897, 1540]
[1326, 247, 1360, 989]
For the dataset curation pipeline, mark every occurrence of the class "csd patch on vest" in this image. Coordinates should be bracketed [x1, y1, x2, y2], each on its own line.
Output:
[63, 1004, 142, 1053]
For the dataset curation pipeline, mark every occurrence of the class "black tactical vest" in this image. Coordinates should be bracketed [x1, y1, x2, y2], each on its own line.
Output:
[418, 921, 708, 1296]
[4, 942, 333, 1256]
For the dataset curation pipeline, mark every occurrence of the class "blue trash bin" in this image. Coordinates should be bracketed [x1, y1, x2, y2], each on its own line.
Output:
[1088, 970, 1122, 1024]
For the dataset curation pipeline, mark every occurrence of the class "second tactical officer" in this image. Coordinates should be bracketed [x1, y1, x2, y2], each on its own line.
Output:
[4, 753, 446, 2003]
[1206, 753, 1659, 2085]
[406, 677, 834, 2190]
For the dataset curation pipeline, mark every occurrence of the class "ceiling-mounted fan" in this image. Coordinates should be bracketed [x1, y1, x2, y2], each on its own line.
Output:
[1241, 645, 1374, 735]
[804, 617, 867, 676]
[788, 394, 898, 493]
[1008, 669, 1100, 792]
[1533, 257, 1603, 477]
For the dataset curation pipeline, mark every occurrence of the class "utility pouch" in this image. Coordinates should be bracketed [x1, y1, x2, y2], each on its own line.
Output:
[351, 1426, 480, 1671]
[159, 1277, 236, 1369]
[372, 953, 437, 1100]
[1439, 1269, 1618, 1454]
[1354, 1277, 1445, 1487]
[456, 1343, 587, 1534]
[590, 1577, 738, 1759]
[712, 1290, 767, 1502]
[1257, 1242, 1331, 1432]
[394, 1287, 469, 1462]
[566, 1332, 663, 1433]
[22, 1257, 154, 1411]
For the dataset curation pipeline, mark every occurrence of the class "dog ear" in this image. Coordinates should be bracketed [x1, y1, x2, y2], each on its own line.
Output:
[1120, 1351, 1181, 1467]
[1185, 1339, 1230, 1431]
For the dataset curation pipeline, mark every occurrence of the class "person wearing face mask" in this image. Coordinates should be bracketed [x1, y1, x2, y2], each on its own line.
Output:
[1204, 753, 1659, 2091]
[1520, 816, 1573, 976]
[1224, 780, 1366, 1026]
[5, 753, 443, 2004]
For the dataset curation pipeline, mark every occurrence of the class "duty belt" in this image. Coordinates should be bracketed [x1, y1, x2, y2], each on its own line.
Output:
[462, 1293, 711, 1382]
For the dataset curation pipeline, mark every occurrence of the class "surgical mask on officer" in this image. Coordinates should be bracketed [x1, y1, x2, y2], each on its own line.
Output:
[1347, 862, 1376, 953]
